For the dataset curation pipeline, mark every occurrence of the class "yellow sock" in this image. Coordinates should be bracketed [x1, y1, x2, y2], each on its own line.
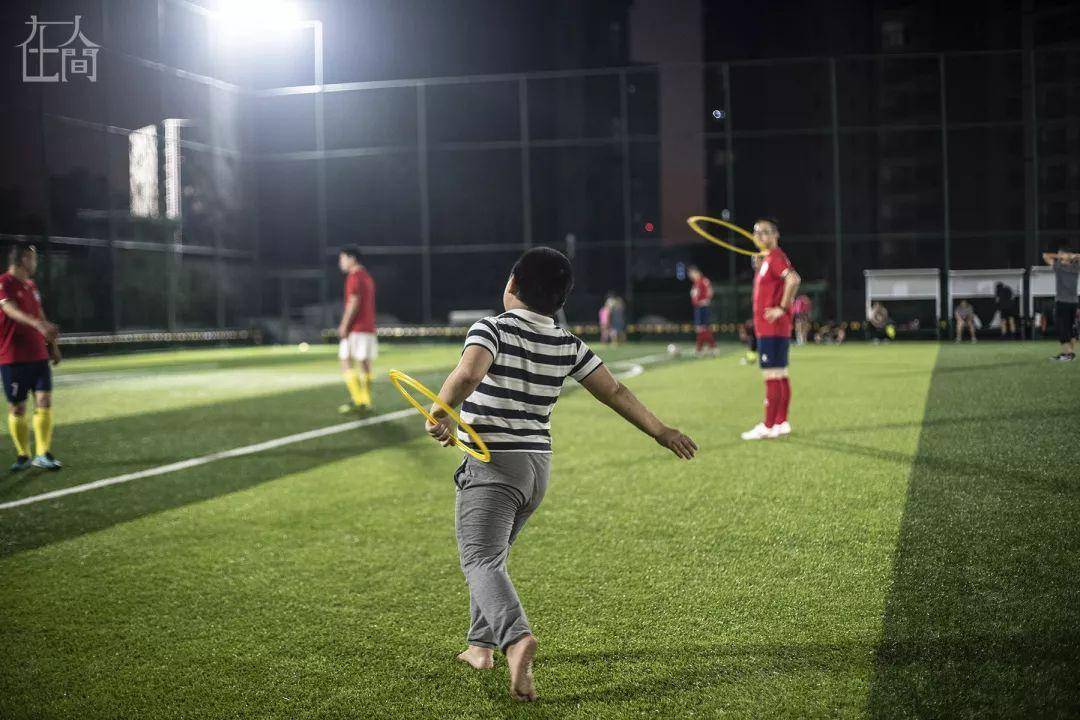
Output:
[33, 407, 53, 456]
[344, 370, 366, 406]
[363, 372, 374, 405]
[8, 413, 30, 458]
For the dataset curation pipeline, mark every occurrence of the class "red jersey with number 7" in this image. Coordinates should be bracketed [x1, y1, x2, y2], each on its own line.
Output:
[752, 248, 794, 338]
[0, 273, 49, 364]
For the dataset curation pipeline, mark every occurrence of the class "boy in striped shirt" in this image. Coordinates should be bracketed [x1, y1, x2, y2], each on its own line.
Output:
[425, 247, 697, 701]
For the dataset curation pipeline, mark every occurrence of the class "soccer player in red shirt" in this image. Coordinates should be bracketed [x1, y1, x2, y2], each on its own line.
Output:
[337, 246, 378, 413]
[688, 266, 718, 356]
[742, 219, 801, 440]
[0, 245, 62, 470]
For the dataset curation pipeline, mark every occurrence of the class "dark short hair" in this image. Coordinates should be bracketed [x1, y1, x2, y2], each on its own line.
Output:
[7, 244, 36, 267]
[687, 265, 700, 273]
[339, 246, 361, 262]
[754, 217, 780, 234]
[511, 247, 573, 315]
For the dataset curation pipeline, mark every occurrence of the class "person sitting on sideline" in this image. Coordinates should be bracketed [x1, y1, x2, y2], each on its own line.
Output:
[955, 300, 977, 344]
[868, 302, 890, 344]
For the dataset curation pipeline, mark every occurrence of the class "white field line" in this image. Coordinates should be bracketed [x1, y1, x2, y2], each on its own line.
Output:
[53, 366, 220, 385]
[52, 358, 475, 387]
[0, 356, 658, 511]
[0, 410, 413, 510]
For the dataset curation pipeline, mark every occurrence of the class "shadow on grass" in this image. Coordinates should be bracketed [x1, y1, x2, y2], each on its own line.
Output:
[787, 436, 1078, 495]
[518, 635, 1078, 707]
[874, 357, 1047, 378]
[0, 350, 690, 559]
[867, 348, 1080, 718]
[0, 374, 441, 558]
[449, 633, 1077, 715]
[797, 406, 1080, 440]
[58, 346, 345, 377]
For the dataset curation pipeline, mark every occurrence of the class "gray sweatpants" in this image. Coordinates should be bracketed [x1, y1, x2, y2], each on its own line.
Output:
[454, 452, 550, 651]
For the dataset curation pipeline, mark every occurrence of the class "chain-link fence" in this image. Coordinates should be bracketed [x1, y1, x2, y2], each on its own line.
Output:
[3, 1, 1078, 336]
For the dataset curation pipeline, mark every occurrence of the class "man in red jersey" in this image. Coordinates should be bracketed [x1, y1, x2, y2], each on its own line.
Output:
[687, 265, 718, 356]
[337, 246, 378, 413]
[0, 245, 62, 470]
[741, 219, 800, 440]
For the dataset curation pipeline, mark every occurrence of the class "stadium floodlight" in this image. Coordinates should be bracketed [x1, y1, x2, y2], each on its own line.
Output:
[214, 0, 303, 36]
[208, 0, 323, 86]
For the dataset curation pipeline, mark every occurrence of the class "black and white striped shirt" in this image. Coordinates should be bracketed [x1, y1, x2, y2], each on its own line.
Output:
[459, 308, 603, 453]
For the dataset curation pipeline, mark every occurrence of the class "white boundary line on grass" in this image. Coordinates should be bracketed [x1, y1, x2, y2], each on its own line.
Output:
[0, 354, 664, 511]
[0, 409, 416, 510]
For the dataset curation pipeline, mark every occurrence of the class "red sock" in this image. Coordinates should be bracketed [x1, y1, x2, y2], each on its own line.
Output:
[705, 330, 717, 348]
[695, 331, 704, 352]
[764, 378, 782, 427]
[776, 377, 791, 424]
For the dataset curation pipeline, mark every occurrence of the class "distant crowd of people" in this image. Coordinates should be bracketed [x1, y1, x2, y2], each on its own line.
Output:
[589, 243, 1079, 361]
[945, 248, 1078, 359]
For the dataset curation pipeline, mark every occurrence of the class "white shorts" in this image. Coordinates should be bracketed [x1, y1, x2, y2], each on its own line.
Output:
[339, 332, 378, 362]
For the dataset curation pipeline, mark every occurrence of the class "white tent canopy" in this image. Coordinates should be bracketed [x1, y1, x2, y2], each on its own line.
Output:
[1028, 265, 1056, 318]
[947, 269, 1025, 317]
[864, 268, 941, 321]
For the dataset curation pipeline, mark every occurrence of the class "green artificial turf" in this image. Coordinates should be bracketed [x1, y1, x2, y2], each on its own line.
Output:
[0, 341, 1075, 718]
[868, 343, 1080, 719]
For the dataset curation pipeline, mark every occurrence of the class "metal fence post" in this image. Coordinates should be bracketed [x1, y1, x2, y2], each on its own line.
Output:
[417, 85, 432, 322]
[829, 58, 844, 322]
[157, 0, 178, 331]
[1022, 0, 1039, 337]
[619, 71, 634, 309]
[519, 78, 532, 249]
[722, 63, 736, 321]
[313, 21, 329, 330]
[1030, 51, 1040, 261]
[280, 276, 289, 341]
[939, 53, 951, 337]
[103, 0, 121, 332]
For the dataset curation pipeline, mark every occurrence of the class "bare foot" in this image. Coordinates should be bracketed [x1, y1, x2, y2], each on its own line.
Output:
[455, 645, 494, 670]
[505, 635, 537, 702]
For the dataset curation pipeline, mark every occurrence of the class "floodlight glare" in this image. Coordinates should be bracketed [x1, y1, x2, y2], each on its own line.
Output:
[215, 0, 303, 35]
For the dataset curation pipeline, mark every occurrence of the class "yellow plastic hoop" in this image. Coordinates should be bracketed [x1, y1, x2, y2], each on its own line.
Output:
[686, 216, 767, 257]
[388, 369, 491, 463]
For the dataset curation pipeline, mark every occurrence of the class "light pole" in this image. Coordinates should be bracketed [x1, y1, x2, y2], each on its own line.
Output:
[193, 1, 328, 329]
[307, 19, 329, 330]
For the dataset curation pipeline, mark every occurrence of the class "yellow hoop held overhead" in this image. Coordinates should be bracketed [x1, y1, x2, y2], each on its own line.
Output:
[388, 369, 491, 463]
[686, 216, 767, 257]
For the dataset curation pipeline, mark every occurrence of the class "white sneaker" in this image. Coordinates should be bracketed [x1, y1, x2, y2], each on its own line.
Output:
[773, 421, 791, 436]
[741, 423, 776, 440]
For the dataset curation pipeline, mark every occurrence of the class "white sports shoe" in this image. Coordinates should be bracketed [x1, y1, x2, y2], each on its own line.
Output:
[773, 421, 791, 436]
[741, 423, 776, 440]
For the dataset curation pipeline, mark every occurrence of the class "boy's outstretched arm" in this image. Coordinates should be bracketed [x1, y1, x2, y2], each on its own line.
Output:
[580, 365, 698, 460]
[426, 346, 494, 446]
